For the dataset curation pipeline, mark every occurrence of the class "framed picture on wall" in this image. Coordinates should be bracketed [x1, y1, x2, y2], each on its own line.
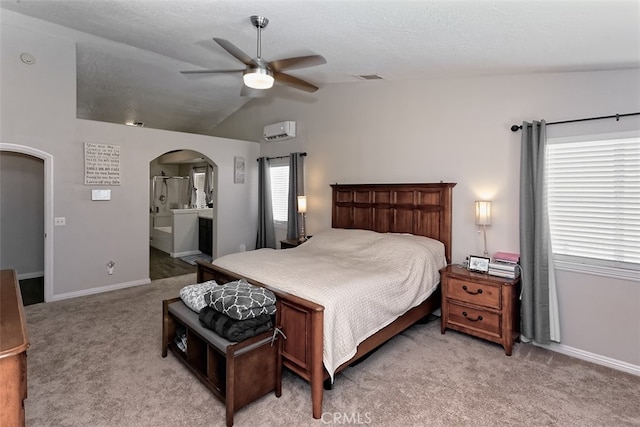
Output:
[234, 156, 245, 184]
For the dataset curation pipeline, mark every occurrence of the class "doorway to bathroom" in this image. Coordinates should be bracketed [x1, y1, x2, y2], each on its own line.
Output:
[149, 150, 217, 280]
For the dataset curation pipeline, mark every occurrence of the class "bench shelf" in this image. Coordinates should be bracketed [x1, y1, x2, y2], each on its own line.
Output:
[162, 298, 281, 426]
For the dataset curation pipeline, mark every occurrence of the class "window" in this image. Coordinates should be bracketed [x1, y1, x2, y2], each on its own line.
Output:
[193, 171, 206, 208]
[192, 166, 213, 209]
[269, 160, 289, 227]
[546, 131, 640, 280]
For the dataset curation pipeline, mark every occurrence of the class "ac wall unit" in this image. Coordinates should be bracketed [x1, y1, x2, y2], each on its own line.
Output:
[263, 121, 296, 141]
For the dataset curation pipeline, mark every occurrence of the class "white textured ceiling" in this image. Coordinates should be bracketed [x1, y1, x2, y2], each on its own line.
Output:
[2, 0, 639, 136]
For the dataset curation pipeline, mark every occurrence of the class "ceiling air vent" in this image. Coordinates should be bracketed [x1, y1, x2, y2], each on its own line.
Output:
[354, 74, 384, 80]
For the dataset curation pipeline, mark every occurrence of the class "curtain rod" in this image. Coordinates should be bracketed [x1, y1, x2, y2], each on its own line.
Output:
[257, 152, 307, 162]
[510, 112, 640, 132]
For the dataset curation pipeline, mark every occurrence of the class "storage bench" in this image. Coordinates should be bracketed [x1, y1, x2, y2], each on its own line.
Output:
[162, 298, 282, 426]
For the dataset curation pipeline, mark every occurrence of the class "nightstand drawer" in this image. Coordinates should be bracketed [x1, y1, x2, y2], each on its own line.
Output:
[447, 278, 501, 309]
[448, 302, 500, 337]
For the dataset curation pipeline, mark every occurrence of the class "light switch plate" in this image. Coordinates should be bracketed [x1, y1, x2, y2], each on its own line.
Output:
[92, 189, 111, 201]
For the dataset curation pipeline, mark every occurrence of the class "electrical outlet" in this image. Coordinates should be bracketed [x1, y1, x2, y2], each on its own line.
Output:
[107, 260, 115, 275]
[54, 217, 66, 226]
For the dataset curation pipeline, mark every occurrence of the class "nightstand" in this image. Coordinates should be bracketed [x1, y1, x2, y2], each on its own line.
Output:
[280, 238, 304, 249]
[440, 265, 520, 355]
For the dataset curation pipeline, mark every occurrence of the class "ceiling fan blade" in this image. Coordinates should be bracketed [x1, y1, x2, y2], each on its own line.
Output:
[213, 38, 257, 66]
[274, 71, 319, 93]
[269, 55, 326, 72]
[180, 69, 244, 75]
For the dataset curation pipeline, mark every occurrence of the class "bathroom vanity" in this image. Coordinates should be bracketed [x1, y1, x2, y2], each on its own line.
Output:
[150, 208, 213, 258]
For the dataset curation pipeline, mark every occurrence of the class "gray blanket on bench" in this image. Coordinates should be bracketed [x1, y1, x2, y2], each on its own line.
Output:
[199, 306, 273, 342]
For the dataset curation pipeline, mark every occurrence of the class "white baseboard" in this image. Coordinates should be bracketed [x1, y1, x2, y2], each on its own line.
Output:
[17, 271, 44, 280]
[537, 342, 640, 377]
[171, 250, 201, 258]
[51, 278, 151, 301]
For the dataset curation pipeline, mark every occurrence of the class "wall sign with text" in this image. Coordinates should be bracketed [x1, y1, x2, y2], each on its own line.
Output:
[84, 142, 121, 185]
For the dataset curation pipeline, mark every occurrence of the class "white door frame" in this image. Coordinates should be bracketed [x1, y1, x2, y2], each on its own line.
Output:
[0, 142, 54, 302]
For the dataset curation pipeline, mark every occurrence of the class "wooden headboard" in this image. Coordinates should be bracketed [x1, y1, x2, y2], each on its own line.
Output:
[331, 182, 456, 264]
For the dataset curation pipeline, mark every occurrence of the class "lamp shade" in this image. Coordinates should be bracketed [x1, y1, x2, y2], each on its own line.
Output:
[475, 200, 491, 226]
[243, 67, 274, 89]
[297, 196, 307, 213]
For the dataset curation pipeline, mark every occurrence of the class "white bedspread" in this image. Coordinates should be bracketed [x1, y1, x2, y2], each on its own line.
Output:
[212, 228, 446, 379]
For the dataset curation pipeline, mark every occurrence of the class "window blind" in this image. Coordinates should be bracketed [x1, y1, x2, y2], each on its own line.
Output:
[194, 172, 206, 208]
[546, 134, 640, 273]
[269, 163, 289, 223]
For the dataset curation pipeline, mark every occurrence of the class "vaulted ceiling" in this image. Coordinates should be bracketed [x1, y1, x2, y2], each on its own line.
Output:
[2, 0, 638, 136]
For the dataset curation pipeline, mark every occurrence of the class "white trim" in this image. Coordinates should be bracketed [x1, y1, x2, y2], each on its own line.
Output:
[17, 271, 44, 280]
[536, 342, 640, 377]
[51, 278, 151, 301]
[0, 142, 54, 302]
[554, 259, 640, 283]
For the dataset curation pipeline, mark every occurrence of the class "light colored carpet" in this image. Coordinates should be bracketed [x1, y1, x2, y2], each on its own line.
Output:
[24, 274, 640, 426]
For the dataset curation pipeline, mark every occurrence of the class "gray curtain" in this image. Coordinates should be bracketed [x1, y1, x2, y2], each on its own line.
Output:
[519, 120, 552, 344]
[256, 157, 275, 249]
[204, 164, 214, 206]
[287, 153, 305, 240]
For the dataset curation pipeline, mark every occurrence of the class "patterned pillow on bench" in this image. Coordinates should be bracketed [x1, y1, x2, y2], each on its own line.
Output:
[179, 280, 219, 312]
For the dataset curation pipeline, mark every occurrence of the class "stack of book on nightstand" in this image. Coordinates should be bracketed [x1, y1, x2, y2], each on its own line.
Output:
[489, 252, 520, 279]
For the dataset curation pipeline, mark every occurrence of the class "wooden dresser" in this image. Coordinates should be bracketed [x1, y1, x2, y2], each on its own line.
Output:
[0, 269, 30, 426]
[440, 265, 520, 355]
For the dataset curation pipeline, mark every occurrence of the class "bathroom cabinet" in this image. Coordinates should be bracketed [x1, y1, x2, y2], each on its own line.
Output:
[199, 217, 212, 255]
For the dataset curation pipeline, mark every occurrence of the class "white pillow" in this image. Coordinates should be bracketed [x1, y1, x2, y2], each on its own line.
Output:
[179, 280, 219, 312]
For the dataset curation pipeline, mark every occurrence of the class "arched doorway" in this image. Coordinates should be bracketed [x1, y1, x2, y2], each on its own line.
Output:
[0, 143, 54, 302]
[148, 149, 218, 280]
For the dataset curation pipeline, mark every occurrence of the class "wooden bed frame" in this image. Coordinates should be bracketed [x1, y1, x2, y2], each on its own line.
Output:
[195, 182, 456, 419]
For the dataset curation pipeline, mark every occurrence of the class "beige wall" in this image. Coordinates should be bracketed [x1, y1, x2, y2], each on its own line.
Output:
[1, 11, 260, 300]
[212, 70, 640, 370]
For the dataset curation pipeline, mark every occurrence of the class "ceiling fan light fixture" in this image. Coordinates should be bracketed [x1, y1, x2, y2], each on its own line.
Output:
[181, 15, 324, 94]
[243, 67, 274, 89]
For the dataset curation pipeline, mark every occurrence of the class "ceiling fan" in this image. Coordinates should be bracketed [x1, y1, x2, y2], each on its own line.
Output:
[181, 15, 326, 94]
